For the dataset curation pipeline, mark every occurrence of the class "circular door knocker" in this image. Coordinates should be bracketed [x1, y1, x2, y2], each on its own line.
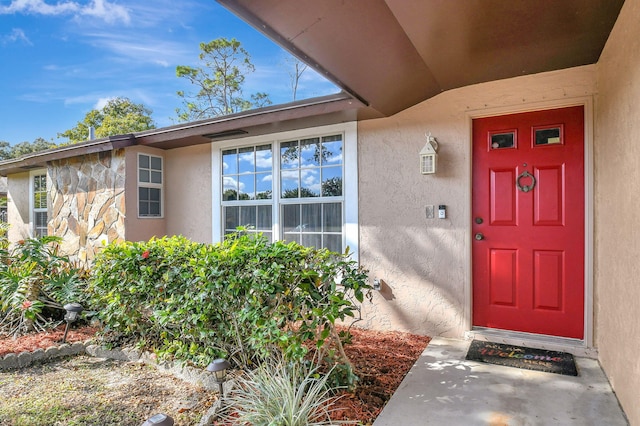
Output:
[516, 170, 536, 193]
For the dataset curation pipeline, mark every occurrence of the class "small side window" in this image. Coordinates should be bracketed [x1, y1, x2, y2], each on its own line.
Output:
[138, 154, 163, 218]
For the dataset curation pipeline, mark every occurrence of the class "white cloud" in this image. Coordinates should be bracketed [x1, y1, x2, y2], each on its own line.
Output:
[0, 0, 130, 25]
[94, 96, 114, 109]
[82, 32, 191, 67]
[1, 28, 32, 45]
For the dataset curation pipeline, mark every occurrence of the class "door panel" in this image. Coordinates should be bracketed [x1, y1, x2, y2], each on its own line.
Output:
[472, 106, 584, 339]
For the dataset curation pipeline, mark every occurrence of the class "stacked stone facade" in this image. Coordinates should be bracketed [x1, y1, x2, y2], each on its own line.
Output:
[49, 150, 126, 263]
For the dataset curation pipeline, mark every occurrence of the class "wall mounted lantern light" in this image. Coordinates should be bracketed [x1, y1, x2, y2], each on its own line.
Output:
[420, 133, 439, 174]
[62, 302, 83, 343]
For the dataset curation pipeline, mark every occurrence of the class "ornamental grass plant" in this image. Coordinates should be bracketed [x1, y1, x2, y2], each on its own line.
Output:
[218, 357, 356, 426]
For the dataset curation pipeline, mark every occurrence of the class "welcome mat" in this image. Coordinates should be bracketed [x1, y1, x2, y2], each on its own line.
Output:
[465, 340, 578, 376]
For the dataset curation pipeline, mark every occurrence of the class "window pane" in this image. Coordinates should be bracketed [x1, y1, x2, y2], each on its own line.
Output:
[302, 203, 322, 232]
[34, 175, 46, 192]
[238, 147, 255, 174]
[324, 234, 342, 253]
[149, 188, 161, 202]
[223, 176, 238, 201]
[283, 233, 300, 244]
[535, 127, 562, 145]
[301, 138, 320, 167]
[281, 141, 299, 169]
[282, 204, 300, 233]
[300, 169, 320, 197]
[139, 201, 149, 216]
[321, 167, 342, 196]
[255, 145, 272, 172]
[223, 150, 238, 175]
[239, 174, 255, 200]
[261, 231, 273, 242]
[301, 234, 322, 250]
[150, 202, 161, 216]
[139, 169, 150, 183]
[322, 136, 343, 165]
[150, 156, 162, 170]
[35, 211, 48, 228]
[256, 173, 272, 199]
[139, 187, 149, 200]
[240, 206, 257, 228]
[281, 170, 299, 198]
[34, 192, 47, 209]
[139, 154, 149, 168]
[225, 206, 239, 231]
[257, 205, 272, 230]
[490, 132, 515, 149]
[323, 203, 342, 232]
[151, 171, 162, 184]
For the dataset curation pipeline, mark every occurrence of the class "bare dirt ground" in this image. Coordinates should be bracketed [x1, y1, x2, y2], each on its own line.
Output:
[0, 326, 430, 425]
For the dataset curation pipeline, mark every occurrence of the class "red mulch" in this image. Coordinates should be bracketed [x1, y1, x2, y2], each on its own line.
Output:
[0, 325, 430, 424]
[329, 327, 430, 424]
[0, 325, 98, 357]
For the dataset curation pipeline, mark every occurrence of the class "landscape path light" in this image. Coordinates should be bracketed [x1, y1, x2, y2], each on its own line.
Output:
[62, 302, 83, 343]
[141, 413, 174, 426]
[207, 358, 231, 401]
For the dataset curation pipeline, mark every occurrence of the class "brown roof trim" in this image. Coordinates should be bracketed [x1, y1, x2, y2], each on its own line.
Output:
[135, 92, 362, 149]
[0, 134, 136, 176]
[0, 93, 362, 175]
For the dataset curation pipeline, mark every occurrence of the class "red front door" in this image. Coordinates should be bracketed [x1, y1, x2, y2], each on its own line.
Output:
[472, 106, 585, 339]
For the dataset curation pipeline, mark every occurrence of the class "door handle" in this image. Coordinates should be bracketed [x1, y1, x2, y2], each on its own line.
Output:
[475, 233, 485, 241]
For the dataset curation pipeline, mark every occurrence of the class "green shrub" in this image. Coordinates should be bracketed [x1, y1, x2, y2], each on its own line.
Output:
[88, 233, 370, 372]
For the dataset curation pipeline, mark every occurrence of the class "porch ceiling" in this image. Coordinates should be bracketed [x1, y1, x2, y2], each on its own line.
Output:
[219, 0, 624, 117]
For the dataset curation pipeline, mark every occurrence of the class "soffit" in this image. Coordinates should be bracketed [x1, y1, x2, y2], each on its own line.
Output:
[219, 0, 624, 117]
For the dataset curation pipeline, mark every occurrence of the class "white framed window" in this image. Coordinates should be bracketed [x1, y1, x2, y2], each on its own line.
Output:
[213, 122, 358, 260]
[138, 153, 163, 218]
[30, 171, 48, 237]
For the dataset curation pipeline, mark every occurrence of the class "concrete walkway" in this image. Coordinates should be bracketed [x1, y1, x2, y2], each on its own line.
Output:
[374, 337, 628, 426]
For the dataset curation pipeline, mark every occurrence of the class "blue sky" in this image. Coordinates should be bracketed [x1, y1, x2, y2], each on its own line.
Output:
[0, 0, 339, 145]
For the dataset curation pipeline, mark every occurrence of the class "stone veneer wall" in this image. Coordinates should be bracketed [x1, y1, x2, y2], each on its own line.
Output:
[49, 149, 126, 263]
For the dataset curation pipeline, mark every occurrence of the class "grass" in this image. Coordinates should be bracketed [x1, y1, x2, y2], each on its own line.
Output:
[0, 356, 215, 426]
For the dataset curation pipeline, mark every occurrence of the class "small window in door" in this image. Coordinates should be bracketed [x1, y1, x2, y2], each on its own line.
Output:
[489, 130, 517, 150]
[533, 125, 563, 146]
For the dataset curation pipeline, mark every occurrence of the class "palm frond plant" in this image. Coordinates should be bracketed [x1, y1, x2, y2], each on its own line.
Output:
[0, 236, 89, 337]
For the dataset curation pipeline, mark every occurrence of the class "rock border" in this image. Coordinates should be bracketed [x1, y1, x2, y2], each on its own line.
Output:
[0, 341, 229, 425]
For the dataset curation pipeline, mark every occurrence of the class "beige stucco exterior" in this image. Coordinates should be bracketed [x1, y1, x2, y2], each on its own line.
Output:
[6, 171, 34, 241]
[164, 143, 212, 243]
[593, 0, 640, 423]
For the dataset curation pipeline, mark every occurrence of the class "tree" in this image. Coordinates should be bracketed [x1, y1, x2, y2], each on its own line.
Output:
[285, 57, 308, 101]
[58, 97, 156, 144]
[175, 37, 271, 122]
[0, 139, 57, 161]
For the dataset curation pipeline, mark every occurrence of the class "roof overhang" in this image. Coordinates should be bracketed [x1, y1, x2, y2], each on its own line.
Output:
[218, 0, 625, 117]
[0, 134, 136, 176]
[0, 93, 361, 176]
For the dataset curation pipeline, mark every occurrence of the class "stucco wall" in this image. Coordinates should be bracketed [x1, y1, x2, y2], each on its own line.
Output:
[6, 171, 33, 241]
[165, 143, 212, 242]
[49, 150, 126, 263]
[594, 0, 640, 423]
[357, 65, 596, 338]
[124, 146, 167, 242]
